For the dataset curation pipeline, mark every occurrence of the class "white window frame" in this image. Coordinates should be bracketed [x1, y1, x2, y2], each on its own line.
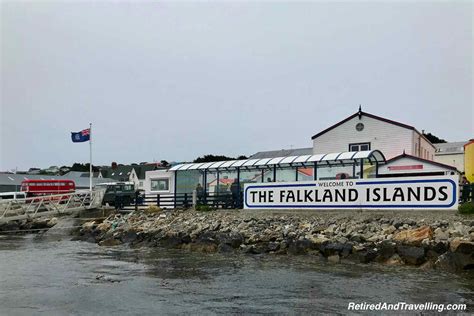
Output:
[349, 142, 371, 152]
[150, 178, 170, 192]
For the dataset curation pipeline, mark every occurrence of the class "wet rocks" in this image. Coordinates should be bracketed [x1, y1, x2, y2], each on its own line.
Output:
[393, 226, 433, 246]
[396, 245, 426, 265]
[77, 209, 474, 272]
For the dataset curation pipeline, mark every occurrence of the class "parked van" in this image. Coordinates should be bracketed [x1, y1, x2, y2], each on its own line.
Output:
[0, 192, 27, 200]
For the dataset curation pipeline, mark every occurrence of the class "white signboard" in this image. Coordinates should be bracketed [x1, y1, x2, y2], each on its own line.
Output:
[244, 176, 458, 210]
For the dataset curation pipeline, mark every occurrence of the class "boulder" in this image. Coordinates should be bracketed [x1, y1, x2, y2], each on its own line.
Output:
[121, 231, 138, 244]
[377, 241, 396, 261]
[433, 227, 449, 241]
[189, 242, 217, 253]
[428, 241, 448, 255]
[99, 238, 123, 247]
[327, 254, 340, 264]
[384, 254, 404, 266]
[47, 217, 58, 227]
[435, 252, 474, 272]
[383, 225, 396, 234]
[357, 249, 378, 264]
[393, 226, 433, 246]
[96, 221, 111, 233]
[82, 221, 97, 231]
[450, 238, 474, 254]
[419, 260, 435, 271]
[287, 239, 313, 255]
[217, 243, 233, 253]
[396, 245, 425, 265]
[267, 242, 281, 252]
[320, 242, 352, 257]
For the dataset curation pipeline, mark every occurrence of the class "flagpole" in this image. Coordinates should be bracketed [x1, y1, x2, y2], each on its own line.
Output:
[89, 122, 92, 192]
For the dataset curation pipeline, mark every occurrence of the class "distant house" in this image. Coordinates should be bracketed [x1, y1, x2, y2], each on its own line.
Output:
[100, 165, 135, 182]
[378, 153, 459, 178]
[43, 166, 60, 175]
[434, 141, 467, 173]
[100, 163, 164, 190]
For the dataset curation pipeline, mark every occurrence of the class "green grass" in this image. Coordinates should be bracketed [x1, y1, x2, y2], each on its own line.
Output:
[458, 202, 474, 214]
[195, 204, 215, 212]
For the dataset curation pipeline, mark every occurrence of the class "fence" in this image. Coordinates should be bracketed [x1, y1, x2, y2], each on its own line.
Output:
[120, 191, 243, 212]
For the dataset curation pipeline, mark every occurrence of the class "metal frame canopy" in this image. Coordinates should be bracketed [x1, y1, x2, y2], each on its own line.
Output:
[169, 150, 386, 171]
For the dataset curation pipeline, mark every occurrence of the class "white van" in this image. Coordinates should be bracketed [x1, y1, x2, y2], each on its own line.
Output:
[0, 192, 27, 201]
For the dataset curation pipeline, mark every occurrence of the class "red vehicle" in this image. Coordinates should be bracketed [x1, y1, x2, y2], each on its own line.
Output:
[20, 180, 76, 197]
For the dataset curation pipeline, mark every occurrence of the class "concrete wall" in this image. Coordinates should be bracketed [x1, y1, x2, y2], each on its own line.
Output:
[313, 115, 415, 160]
[434, 153, 464, 172]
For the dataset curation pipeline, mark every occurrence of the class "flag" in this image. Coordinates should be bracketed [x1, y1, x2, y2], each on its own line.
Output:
[71, 128, 90, 142]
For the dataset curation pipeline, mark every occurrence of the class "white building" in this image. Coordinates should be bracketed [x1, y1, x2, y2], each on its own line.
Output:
[378, 153, 459, 177]
[311, 108, 436, 161]
[144, 169, 174, 195]
[434, 141, 466, 173]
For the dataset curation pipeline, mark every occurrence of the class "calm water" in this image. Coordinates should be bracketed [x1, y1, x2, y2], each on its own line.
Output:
[0, 234, 473, 315]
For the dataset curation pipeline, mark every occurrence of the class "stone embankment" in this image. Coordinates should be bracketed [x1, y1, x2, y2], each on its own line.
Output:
[77, 209, 474, 272]
[0, 217, 58, 233]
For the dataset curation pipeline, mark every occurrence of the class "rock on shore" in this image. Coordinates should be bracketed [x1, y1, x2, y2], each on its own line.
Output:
[77, 209, 474, 272]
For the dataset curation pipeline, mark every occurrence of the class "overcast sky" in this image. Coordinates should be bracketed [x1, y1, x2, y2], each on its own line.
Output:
[1, 1, 472, 171]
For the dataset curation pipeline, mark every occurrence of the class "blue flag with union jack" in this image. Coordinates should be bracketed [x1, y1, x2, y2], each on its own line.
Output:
[71, 128, 90, 142]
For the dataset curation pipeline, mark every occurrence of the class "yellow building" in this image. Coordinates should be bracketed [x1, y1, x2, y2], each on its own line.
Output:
[464, 139, 474, 182]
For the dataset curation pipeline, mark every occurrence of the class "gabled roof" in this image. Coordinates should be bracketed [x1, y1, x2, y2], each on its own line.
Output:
[385, 153, 458, 171]
[311, 110, 433, 148]
[100, 165, 135, 180]
[134, 164, 161, 179]
[250, 147, 313, 159]
[100, 164, 162, 180]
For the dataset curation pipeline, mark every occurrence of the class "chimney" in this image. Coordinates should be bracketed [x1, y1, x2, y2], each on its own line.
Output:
[111, 162, 118, 169]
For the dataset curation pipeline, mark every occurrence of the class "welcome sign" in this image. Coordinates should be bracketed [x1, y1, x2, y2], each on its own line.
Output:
[244, 176, 458, 210]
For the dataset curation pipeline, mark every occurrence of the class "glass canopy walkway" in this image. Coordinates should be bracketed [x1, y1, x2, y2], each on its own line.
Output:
[169, 150, 386, 200]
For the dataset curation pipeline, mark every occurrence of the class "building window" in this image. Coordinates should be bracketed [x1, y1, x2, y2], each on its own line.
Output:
[139, 181, 143, 187]
[151, 178, 169, 191]
[349, 142, 371, 151]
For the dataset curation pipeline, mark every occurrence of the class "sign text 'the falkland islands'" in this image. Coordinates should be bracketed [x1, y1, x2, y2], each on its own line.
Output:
[244, 176, 458, 210]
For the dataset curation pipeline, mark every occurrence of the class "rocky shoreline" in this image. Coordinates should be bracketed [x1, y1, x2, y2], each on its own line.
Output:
[0, 217, 58, 233]
[77, 209, 474, 272]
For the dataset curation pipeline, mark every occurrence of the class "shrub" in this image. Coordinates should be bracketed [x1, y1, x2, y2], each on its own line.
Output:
[145, 205, 162, 214]
[195, 204, 214, 212]
[458, 202, 474, 214]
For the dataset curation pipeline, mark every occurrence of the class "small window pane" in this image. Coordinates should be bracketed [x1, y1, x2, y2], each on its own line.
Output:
[151, 179, 169, 191]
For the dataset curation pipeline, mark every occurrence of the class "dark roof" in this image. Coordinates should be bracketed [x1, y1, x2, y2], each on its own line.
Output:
[100, 164, 162, 180]
[434, 141, 467, 155]
[100, 165, 135, 181]
[385, 153, 458, 171]
[249, 147, 313, 159]
[134, 164, 161, 179]
[311, 110, 435, 148]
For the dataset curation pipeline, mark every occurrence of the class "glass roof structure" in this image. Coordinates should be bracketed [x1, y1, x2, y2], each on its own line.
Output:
[169, 150, 386, 171]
